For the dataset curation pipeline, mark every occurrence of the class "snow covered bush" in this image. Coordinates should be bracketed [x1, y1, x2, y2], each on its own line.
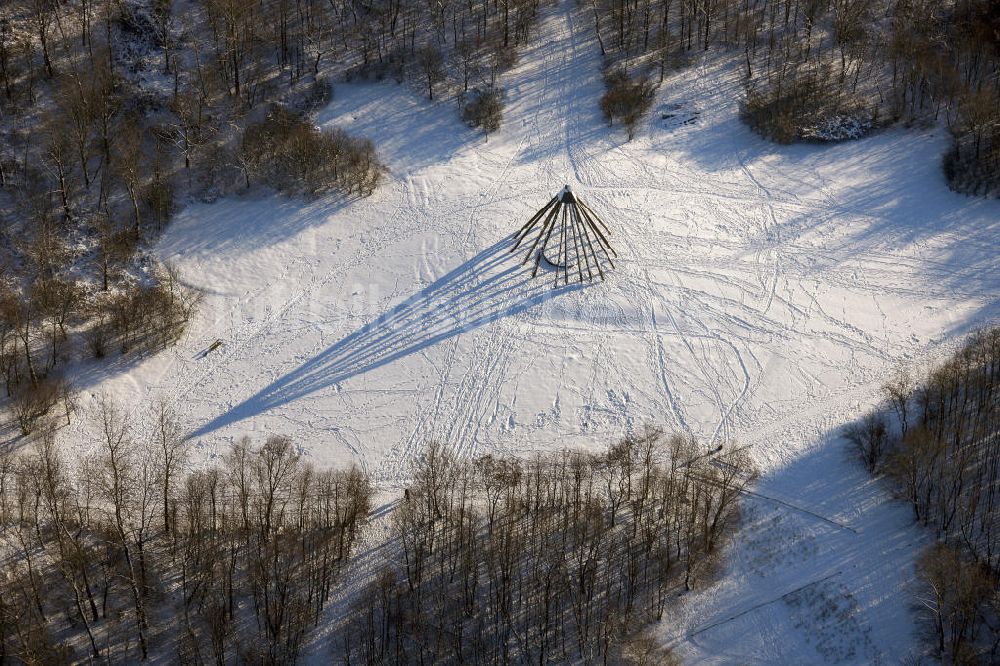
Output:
[11, 375, 68, 435]
[290, 77, 333, 114]
[801, 113, 872, 142]
[102, 271, 199, 354]
[843, 410, 889, 473]
[112, 0, 168, 72]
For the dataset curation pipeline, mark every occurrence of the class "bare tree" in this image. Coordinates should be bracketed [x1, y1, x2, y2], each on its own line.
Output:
[417, 43, 445, 100]
[94, 394, 150, 659]
[113, 116, 146, 238]
[153, 398, 188, 535]
[917, 543, 991, 659]
[844, 411, 889, 473]
[883, 368, 915, 436]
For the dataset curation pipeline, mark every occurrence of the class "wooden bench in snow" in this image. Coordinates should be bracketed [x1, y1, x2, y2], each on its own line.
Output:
[199, 339, 224, 358]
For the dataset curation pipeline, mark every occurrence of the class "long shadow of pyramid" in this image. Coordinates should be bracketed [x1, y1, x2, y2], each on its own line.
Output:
[191, 237, 585, 437]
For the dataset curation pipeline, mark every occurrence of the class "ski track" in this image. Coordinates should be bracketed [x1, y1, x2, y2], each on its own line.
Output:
[53, 0, 1000, 663]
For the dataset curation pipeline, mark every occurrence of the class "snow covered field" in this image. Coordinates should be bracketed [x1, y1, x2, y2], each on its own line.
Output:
[57, 1, 1000, 662]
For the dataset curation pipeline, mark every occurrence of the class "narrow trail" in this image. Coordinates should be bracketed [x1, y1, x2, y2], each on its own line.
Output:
[683, 570, 845, 641]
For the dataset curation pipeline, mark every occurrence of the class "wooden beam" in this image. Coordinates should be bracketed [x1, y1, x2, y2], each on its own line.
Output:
[512, 195, 558, 249]
[530, 203, 563, 277]
[522, 202, 561, 267]
[577, 204, 617, 262]
[570, 205, 595, 282]
[578, 200, 613, 236]
[517, 191, 616, 284]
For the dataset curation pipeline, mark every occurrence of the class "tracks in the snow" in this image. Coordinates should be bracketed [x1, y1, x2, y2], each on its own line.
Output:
[683, 569, 845, 641]
[374, 130, 532, 483]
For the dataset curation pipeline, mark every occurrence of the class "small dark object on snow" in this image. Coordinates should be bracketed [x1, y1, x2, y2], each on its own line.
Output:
[512, 186, 617, 287]
[661, 103, 700, 129]
[200, 339, 224, 358]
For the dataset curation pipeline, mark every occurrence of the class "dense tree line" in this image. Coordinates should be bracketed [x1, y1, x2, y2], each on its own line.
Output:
[331, 0, 541, 131]
[0, 414, 754, 664]
[852, 327, 1000, 660]
[588, 0, 999, 194]
[339, 432, 756, 664]
[0, 399, 372, 663]
[0, 0, 540, 202]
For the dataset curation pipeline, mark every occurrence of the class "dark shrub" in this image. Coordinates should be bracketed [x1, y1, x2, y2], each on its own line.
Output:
[462, 88, 504, 135]
[600, 69, 656, 140]
[241, 106, 384, 196]
[741, 65, 871, 144]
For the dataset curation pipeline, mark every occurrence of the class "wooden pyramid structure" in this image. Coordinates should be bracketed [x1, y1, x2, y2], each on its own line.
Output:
[511, 186, 617, 286]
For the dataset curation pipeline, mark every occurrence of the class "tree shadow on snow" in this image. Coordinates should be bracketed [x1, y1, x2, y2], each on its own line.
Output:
[315, 83, 478, 172]
[159, 194, 357, 258]
[678, 424, 929, 663]
[190, 237, 586, 437]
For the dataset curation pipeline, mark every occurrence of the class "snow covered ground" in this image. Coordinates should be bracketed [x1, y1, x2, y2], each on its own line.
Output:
[57, 1, 1000, 662]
